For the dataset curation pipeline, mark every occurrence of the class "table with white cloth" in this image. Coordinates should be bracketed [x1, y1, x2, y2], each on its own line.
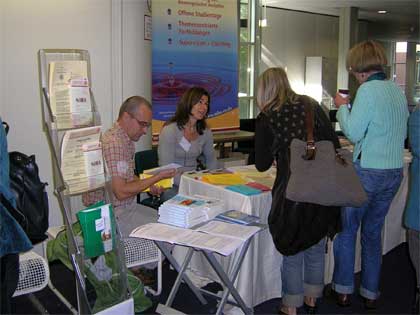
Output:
[174, 166, 282, 310]
[173, 159, 411, 309]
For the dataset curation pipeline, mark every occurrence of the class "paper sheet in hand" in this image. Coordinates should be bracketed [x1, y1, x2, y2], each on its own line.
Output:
[143, 163, 182, 175]
[139, 163, 182, 192]
[139, 173, 173, 192]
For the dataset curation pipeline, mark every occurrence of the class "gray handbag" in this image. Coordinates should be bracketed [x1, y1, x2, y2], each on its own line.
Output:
[286, 102, 368, 207]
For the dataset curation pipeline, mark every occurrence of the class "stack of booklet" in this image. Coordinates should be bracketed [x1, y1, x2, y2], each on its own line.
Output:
[215, 210, 260, 225]
[158, 194, 225, 228]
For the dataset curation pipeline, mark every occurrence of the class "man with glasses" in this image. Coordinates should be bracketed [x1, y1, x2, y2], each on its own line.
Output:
[83, 96, 176, 237]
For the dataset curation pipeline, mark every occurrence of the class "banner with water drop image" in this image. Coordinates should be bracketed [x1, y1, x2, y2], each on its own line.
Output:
[151, 0, 239, 141]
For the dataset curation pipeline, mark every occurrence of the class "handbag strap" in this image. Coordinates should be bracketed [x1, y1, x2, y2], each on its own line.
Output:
[302, 97, 316, 160]
[302, 97, 348, 166]
[2, 121, 9, 135]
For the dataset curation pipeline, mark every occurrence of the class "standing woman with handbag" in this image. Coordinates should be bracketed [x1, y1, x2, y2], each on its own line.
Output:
[255, 67, 342, 315]
[332, 40, 409, 309]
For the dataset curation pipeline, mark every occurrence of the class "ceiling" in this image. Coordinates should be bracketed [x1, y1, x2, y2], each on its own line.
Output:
[265, 0, 420, 40]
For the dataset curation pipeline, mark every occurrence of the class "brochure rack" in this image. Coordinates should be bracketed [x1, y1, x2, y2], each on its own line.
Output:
[38, 49, 132, 314]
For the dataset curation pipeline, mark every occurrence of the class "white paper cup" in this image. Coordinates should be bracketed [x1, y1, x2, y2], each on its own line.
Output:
[338, 89, 349, 98]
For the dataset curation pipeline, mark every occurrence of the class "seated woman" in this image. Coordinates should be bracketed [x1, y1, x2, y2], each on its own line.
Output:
[158, 87, 218, 199]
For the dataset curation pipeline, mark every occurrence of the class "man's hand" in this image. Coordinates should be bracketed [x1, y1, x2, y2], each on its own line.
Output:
[156, 168, 177, 180]
[149, 184, 165, 196]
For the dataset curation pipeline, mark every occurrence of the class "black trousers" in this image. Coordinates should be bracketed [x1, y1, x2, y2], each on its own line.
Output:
[0, 253, 19, 314]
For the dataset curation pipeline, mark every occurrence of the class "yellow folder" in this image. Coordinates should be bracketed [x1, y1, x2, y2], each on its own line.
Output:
[201, 173, 246, 185]
[139, 173, 173, 192]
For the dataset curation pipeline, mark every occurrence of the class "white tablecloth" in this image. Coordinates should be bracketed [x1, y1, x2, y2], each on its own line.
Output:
[174, 168, 282, 308]
[173, 161, 410, 308]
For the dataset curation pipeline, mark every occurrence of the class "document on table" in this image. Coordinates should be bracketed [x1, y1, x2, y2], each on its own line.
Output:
[130, 223, 193, 244]
[195, 220, 260, 241]
[228, 165, 276, 188]
[176, 231, 243, 256]
[129, 223, 250, 256]
[60, 126, 104, 194]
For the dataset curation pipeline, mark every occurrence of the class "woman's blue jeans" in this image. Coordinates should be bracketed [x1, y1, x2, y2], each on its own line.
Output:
[281, 238, 326, 307]
[332, 161, 403, 300]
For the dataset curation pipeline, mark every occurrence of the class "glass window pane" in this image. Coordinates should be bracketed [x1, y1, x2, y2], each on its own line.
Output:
[239, 45, 251, 96]
[240, 27, 249, 42]
[395, 63, 406, 86]
[239, 98, 251, 118]
[395, 52, 406, 63]
[417, 62, 420, 84]
[240, 3, 249, 42]
[240, 3, 248, 20]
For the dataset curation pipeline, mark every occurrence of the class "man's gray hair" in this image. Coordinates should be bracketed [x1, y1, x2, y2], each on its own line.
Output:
[118, 96, 152, 119]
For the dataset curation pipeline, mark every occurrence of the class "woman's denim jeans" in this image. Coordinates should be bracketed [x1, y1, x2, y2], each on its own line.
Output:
[281, 238, 326, 307]
[332, 161, 403, 300]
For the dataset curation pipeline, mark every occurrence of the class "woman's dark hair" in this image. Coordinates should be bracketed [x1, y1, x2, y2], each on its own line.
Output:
[167, 86, 210, 135]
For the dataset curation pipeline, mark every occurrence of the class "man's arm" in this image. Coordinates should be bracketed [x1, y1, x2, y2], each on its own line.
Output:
[111, 169, 176, 201]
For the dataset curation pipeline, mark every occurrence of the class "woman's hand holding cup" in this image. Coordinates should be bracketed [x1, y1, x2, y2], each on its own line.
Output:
[334, 89, 350, 108]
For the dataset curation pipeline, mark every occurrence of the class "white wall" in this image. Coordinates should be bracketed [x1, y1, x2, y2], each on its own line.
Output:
[121, 0, 153, 150]
[0, 0, 151, 235]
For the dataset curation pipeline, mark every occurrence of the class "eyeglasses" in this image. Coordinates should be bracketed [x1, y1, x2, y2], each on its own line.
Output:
[129, 113, 151, 128]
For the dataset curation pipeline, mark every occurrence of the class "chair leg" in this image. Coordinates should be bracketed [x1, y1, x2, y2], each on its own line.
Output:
[27, 293, 49, 314]
[47, 280, 78, 314]
[43, 237, 77, 315]
[144, 250, 163, 296]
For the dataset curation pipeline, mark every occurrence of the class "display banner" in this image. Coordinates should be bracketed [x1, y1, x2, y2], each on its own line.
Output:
[152, 0, 239, 140]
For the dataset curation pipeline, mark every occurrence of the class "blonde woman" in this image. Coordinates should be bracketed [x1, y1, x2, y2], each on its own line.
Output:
[255, 67, 341, 315]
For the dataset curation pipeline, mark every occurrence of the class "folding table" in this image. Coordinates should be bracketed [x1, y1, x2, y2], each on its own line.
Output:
[153, 227, 263, 315]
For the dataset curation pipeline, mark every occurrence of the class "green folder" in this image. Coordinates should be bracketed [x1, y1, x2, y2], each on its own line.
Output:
[77, 201, 116, 258]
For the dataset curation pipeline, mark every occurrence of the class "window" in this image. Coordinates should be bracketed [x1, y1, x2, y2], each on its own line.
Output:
[416, 44, 420, 84]
[238, 0, 260, 118]
[415, 44, 420, 105]
[393, 42, 407, 92]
